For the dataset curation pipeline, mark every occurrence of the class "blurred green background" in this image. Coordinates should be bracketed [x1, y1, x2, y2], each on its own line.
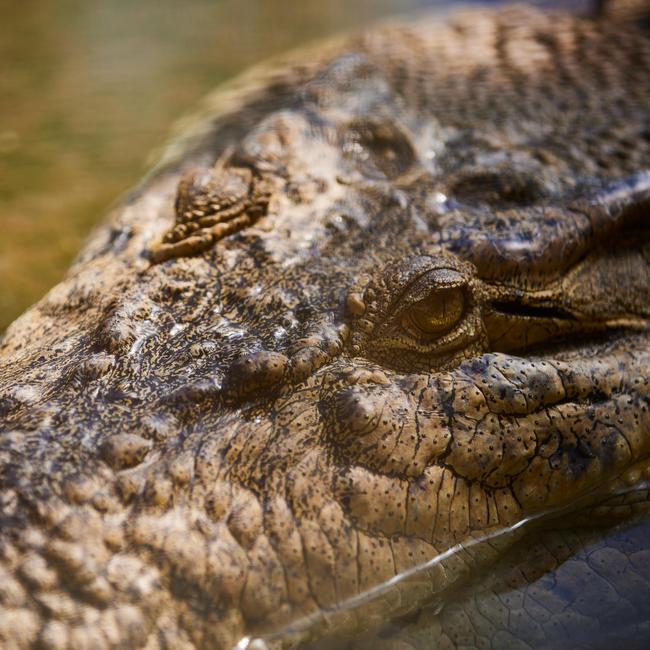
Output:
[0, 0, 569, 331]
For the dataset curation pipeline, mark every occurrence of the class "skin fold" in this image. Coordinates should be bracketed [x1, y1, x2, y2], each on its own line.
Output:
[0, 2, 649, 648]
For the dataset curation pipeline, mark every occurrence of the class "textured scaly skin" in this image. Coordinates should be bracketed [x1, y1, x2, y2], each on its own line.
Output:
[1, 3, 650, 648]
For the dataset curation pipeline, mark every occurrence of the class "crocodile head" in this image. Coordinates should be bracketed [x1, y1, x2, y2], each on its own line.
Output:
[1, 4, 650, 649]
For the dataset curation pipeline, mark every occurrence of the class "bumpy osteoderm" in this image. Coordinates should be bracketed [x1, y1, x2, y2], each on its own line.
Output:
[1, 2, 650, 649]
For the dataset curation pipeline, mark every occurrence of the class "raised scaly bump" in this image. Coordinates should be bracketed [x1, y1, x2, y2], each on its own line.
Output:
[223, 351, 290, 402]
[100, 434, 153, 471]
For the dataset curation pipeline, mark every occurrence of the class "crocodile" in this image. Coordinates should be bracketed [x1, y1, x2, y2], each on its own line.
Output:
[1, 1, 650, 648]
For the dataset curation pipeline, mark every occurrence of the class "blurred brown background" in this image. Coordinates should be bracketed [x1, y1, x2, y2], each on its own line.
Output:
[0, 0, 569, 331]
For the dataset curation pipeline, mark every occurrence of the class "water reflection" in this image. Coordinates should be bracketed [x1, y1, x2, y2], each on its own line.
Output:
[300, 511, 650, 649]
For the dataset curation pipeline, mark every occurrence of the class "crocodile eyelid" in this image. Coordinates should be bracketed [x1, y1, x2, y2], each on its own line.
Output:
[390, 267, 467, 315]
[347, 254, 485, 370]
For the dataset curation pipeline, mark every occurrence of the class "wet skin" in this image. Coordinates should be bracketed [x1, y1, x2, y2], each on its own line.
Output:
[1, 3, 650, 649]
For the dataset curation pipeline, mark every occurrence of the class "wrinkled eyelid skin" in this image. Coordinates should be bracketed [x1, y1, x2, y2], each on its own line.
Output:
[392, 267, 468, 315]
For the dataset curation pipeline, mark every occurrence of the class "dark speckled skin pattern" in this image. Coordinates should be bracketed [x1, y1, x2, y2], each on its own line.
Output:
[1, 2, 650, 648]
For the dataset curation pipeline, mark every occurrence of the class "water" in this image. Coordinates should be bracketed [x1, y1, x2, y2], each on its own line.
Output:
[245, 482, 650, 649]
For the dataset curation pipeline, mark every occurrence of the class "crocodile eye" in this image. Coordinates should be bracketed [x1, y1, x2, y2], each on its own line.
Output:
[348, 255, 485, 372]
[402, 287, 465, 339]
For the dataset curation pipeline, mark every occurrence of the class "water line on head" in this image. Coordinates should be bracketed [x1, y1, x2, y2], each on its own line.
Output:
[233, 476, 650, 649]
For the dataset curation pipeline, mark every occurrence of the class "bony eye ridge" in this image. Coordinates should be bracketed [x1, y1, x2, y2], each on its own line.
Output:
[402, 287, 465, 339]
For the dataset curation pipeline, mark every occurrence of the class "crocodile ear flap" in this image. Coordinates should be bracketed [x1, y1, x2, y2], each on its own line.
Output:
[570, 170, 650, 239]
[548, 170, 650, 275]
[439, 171, 650, 286]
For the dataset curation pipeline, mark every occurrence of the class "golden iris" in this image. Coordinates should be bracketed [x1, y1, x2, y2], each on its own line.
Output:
[403, 288, 465, 337]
